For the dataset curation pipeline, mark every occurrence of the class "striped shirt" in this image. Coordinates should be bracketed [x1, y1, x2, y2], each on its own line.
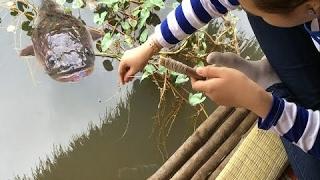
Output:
[258, 95, 320, 158]
[154, 0, 240, 47]
[153, 0, 320, 159]
[305, 19, 320, 51]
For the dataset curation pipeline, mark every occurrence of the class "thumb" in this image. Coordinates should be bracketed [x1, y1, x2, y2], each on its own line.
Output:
[196, 65, 223, 78]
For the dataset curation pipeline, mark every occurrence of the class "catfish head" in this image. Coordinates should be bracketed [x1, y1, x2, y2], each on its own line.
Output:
[20, 0, 103, 82]
[32, 22, 96, 82]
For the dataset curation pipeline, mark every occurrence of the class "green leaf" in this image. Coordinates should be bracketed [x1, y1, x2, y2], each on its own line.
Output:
[16, 1, 28, 12]
[189, 93, 206, 106]
[143, 0, 164, 10]
[27, 29, 33, 36]
[124, 35, 133, 47]
[157, 65, 167, 75]
[138, 8, 150, 29]
[99, 0, 118, 7]
[101, 33, 114, 51]
[141, 64, 156, 81]
[197, 50, 206, 56]
[175, 74, 189, 84]
[202, 41, 207, 50]
[94, 12, 107, 25]
[150, 0, 164, 8]
[140, 71, 150, 82]
[198, 31, 205, 39]
[24, 12, 34, 20]
[195, 61, 205, 68]
[132, 9, 140, 16]
[64, 7, 72, 14]
[121, 21, 130, 30]
[10, 10, 18, 16]
[55, 0, 66, 6]
[21, 21, 31, 31]
[72, 0, 84, 9]
[148, 13, 161, 26]
[142, 0, 153, 9]
[102, 60, 113, 71]
[170, 71, 182, 77]
[128, 18, 137, 28]
[139, 29, 148, 43]
[144, 64, 156, 74]
[143, 0, 165, 10]
[112, 3, 119, 12]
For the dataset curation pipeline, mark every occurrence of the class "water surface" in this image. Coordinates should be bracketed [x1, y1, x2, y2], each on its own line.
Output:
[0, 4, 260, 179]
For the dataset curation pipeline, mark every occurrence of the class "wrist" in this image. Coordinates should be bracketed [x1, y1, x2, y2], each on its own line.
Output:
[247, 86, 273, 118]
[145, 34, 162, 55]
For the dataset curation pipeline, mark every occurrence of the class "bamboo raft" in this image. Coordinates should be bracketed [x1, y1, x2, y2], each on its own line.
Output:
[149, 106, 289, 180]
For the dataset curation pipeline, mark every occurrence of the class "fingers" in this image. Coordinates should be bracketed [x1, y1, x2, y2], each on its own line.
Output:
[191, 65, 226, 92]
[118, 62, 137, 84]
[118, 61, 137, 84]
[191, 78, 221, 92]
[206, 52, 243, 66]
[118, 62, 129, 85]
[206, 52, 224, 65]
[124, 68, 136, 83]
[196, 65, 224, 78]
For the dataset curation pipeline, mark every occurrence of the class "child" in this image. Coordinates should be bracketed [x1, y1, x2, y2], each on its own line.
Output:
[119, 0, 320, 84]
[119, 0, 320, 178]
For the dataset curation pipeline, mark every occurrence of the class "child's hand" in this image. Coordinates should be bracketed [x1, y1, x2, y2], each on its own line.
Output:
[118, 43, 153, 84]
[119, 35, 162, 85]
[206, 52, 281, 89]
[191, 65, 272, 118]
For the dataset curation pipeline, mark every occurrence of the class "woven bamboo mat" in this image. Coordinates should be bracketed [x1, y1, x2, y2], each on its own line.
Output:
[215, 126, 288, 180]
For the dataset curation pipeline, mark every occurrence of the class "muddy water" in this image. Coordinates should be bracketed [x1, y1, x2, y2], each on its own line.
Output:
[0, 4, 261, 180]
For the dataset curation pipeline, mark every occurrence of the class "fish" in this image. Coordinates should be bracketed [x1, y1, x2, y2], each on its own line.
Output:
[20, 0, 103, 82]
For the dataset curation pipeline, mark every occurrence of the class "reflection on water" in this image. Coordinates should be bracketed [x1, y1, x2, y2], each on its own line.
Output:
[18, 80, 210, 180]
[0, 3, 262, 179]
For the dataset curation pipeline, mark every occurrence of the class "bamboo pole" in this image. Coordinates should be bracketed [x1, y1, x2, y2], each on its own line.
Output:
[171, 108, 250, 180]
[148, 106, 234, 180]
[208, 115, 256, 180]
[208, 145, 234, 180]
[193, 112, 258, 179]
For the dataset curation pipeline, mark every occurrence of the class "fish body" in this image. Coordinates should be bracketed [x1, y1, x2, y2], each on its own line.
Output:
[24, 0, 96, 82]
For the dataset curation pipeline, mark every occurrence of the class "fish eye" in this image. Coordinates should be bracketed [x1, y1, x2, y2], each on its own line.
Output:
[47, 56, 58, 68]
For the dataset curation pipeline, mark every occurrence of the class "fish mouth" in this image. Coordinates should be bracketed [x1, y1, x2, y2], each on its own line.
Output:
[53, 67, 94, 82]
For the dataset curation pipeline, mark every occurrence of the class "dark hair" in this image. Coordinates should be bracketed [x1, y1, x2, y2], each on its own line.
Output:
[252, 0, 307, 13]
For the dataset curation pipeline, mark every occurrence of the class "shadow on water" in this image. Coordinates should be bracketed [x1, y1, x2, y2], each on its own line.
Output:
[16, 79, 211, 180]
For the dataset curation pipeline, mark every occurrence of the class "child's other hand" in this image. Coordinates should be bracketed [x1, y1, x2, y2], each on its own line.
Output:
[206, 52, 280, 89]
[191, 65, 254, 107]
[191, 65, 272, 118]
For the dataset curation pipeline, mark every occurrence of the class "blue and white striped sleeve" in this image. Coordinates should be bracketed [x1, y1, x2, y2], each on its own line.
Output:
[153, 0, 240, 47]
[258, 95, 320, 159]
